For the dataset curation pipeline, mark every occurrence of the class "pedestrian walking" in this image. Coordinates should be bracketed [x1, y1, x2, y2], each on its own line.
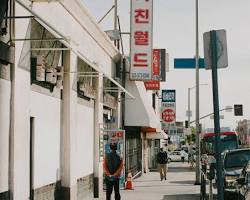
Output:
[156, 148, 168, 181]
[180, 150, 186, 163]
[103, 143, 124, 200]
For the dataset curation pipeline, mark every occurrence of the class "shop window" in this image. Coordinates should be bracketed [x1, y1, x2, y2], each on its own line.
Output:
[30, 19, 64, 92]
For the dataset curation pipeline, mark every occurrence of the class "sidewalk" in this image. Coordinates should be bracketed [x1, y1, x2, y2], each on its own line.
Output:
[119, 162, 200, 200]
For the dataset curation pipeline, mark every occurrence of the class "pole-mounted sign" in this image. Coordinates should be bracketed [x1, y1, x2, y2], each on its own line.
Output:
[203, 29, 228, 200]
[130, 0, 153, 81]
[203, 29, 228, 69]
[161, 90, 176, 129]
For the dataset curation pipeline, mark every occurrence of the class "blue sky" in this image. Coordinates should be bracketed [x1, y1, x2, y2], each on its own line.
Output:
[83, 0, 250, 130]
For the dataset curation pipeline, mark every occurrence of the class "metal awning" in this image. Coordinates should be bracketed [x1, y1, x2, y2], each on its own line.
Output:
[16, 0, 135, 99]
[125, 80, 161, 128]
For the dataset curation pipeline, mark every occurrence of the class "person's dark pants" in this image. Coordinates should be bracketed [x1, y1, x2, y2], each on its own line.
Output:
[106, 178, 121, 200]
[181, 157, 185, 163]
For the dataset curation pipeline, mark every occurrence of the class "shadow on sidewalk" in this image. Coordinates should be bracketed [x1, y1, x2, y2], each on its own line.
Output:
[163, 194, 200, 200]
[169, 180, 195, 185]
[168, 166, 194, 173]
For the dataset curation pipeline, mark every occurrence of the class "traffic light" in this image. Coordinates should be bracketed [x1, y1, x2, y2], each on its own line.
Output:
[185, 120, 189, 128]
[234, 104, 243, 116]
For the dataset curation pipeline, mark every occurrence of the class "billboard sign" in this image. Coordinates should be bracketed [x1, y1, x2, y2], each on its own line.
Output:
[130, 0, 153, 81]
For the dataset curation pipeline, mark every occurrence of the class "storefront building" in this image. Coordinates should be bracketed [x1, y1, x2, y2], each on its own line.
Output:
[0, 0, 133, 200]
[125, 73, 163, 176]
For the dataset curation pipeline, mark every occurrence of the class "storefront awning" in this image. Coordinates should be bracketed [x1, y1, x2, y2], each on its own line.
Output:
[146, 129, 168, 140]
[125, 81, 161, 128]
[16, 0, 135, 99]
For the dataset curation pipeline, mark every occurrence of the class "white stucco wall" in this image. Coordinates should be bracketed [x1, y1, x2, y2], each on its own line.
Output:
[30, 92, 61, 189]
[0, 79, 10, 193]
[11, 1, 118, 199]
[12, 4, 32, 200]
[76, 100, 95, 178]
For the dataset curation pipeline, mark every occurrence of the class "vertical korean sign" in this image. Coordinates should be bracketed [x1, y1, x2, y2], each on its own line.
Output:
[144, 49, 160, 90]
[130, 0, 153, 81]
[161, 90, 176, 130]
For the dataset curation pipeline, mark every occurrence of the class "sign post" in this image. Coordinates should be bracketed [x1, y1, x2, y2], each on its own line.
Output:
[204, 29, 228, 200]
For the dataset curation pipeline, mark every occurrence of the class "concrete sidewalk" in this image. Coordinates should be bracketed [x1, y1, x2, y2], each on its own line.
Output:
[119, 162, 200, 200]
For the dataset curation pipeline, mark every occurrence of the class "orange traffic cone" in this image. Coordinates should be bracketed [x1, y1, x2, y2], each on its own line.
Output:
[125, 171, 133, 190]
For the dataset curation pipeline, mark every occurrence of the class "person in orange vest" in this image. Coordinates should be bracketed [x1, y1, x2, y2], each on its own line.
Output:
[103, 143, 123, 200]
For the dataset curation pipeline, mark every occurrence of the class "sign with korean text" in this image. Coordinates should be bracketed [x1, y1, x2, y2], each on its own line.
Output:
[130, 0, 153, 81]
[144, 49, 160, 90]
[161, 90, 176, 126]
[162, 89, 176, 102]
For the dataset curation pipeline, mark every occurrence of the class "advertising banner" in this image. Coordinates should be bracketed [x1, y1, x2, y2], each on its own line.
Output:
[161, 90, 176, 128]
[130, 0, 153, 81]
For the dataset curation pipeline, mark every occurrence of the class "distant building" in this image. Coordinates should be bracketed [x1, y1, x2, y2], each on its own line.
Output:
[237, 120, 250, 147]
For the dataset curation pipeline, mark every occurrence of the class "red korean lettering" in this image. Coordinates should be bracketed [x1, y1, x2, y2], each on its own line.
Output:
[135, 9, 149, 24]
[134, 31, 149, 45]
[133, 53, 148, 67]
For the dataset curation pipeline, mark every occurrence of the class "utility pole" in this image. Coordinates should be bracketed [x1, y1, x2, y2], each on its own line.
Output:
[114, 0, 118, 47]
[195, 0, 201, 185]
[210, 30, 224, 200]
[188, 87, 191, 127]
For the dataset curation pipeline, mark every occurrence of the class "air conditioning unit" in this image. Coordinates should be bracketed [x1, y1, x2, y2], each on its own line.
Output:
[56, 66, 63, 89]
[35, 55, 46, 81]
[0, 41, 14, 65]
[0, 0, 8, 26]
[46, 66, 57, 84]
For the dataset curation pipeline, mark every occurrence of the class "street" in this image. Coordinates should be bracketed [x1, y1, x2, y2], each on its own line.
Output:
[119, 162, 200, 200]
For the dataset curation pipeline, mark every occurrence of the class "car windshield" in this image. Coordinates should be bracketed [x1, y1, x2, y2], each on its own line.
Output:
[204, 135, 238, 154]
[224, 150, 250, 169]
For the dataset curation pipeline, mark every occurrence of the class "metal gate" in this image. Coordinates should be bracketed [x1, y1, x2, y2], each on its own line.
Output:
[125, 137, 142, 176]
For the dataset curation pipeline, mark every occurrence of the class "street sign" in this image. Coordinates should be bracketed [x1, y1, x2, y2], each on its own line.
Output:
[203, 29, 228, 69]
[174, 58, 205, 69]
[186, 110, 192, 117]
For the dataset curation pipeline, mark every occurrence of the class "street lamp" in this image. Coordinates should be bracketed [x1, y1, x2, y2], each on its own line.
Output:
[187, 84, 208, 127]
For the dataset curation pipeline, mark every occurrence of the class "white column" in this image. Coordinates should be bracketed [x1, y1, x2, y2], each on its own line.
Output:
[93, 74, 104, 198]
[61, 51, 77, 200]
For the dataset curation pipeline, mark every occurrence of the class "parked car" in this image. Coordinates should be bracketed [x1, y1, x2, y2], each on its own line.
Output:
[235, 161, 250, 200]
[168, 151, 188, 162]
[223, 148, 250, 199]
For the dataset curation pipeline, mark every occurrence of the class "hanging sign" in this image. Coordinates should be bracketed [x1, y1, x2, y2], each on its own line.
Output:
[144, 49, 160, 90]
[161, 90, 176, 128]
[130, 0, 153, 81]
